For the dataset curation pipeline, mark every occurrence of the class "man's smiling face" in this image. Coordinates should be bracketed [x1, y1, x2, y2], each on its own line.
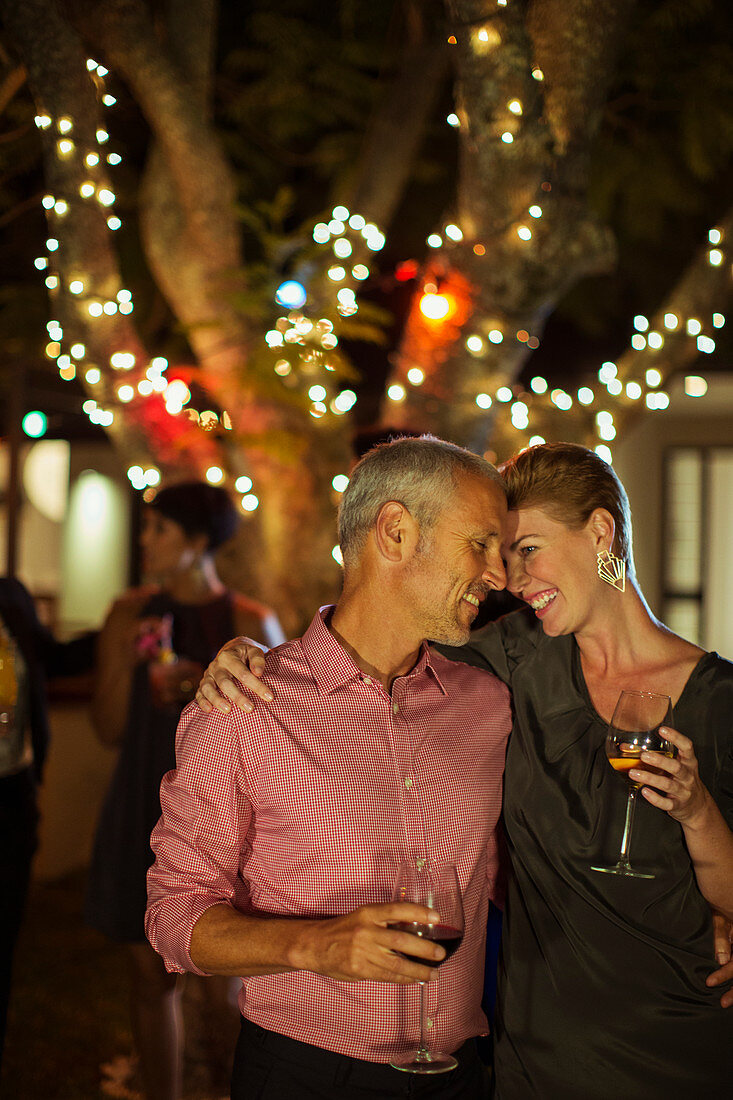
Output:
[404, 473, 508, 646]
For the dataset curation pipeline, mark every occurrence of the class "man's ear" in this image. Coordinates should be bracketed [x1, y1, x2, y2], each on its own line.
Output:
[374, 501, 420, 562]
[587, 507, 616, 553]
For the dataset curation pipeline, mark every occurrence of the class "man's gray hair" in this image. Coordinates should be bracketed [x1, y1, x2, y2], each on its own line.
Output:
[338, 435, 504, 566]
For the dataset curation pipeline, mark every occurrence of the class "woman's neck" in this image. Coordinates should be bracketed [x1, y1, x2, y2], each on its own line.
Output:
[165, 555, 225, 605]
[573, 582, 667, 676]
[574, 580, 704, 718]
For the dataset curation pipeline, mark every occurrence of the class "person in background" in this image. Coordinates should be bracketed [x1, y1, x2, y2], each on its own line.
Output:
[197, 441, 733, 1099]
[0, 577, 95, 1071]
[146, 438, 512, 1100]
[85, 482, 285, 1100]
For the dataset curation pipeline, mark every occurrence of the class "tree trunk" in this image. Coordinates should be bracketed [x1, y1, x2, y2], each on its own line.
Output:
[3, 0, 351, 631]
[384, 0, 634, 452]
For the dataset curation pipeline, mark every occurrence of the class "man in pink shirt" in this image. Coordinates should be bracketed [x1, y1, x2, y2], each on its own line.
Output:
[145, 437, 512, 1098]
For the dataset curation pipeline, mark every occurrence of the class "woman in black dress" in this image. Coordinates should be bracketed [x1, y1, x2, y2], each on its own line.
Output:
[86, 482, 284, 1100]
[450, 443, 733, 1098]
[196, 441, 733, 1098]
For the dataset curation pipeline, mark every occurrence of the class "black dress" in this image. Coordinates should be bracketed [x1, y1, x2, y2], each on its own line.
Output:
[439, 608, 733, 1098]
[86, 591, 236, 942]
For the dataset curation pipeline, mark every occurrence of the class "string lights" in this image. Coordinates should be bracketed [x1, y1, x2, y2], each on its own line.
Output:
[258, 204, 386, 423]
[35, 57, 130, 404]
[33, 34, 730, 527]
[390, 28, 729, 465]
[35, 54, 386, 513]
[388, 206, 727, 462]
[33, 59, 262, 513]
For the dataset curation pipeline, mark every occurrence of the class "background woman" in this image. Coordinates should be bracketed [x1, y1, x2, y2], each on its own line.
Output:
[195, 442, 733, 1098]
[86, 482, 285, 1100]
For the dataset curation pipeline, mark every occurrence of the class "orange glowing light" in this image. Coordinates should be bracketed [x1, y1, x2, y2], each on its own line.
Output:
[419, 293, 453, 321]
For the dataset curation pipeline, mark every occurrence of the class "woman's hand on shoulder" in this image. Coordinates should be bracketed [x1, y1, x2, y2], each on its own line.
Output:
[630, 726, 711, 825]
[194, 637, 272, 714]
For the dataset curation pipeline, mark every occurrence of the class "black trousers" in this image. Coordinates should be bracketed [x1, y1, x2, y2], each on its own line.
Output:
[231, 1017, 488, 1100]
[0, 768, 38, 1069]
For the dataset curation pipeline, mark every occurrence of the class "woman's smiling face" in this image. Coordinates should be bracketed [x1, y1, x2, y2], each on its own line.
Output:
[502, 505, 605, 637]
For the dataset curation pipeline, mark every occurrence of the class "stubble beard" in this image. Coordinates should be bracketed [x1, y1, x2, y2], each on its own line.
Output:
[428, 621, 472, 646]
[424, 594, 475, 646]
[406, 561, 473, 647]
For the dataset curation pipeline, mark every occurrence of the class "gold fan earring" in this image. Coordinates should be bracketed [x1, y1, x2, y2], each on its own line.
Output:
[597, 549, 625, 593]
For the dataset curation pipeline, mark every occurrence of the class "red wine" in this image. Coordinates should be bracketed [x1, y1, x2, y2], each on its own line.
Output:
[390, 922, 464, 967]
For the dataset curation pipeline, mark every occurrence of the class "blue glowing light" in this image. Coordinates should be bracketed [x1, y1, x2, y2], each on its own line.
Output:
[275, 280, 307, 309]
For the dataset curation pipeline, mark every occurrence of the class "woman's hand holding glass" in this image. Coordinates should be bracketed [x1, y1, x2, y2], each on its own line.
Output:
[629, 725, 714, 826]
[592, 690, 675, 879]
[149, 657, 205, 708]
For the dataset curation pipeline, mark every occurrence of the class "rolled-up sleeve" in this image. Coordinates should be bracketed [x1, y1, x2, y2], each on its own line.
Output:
[145, 701, 253, 975]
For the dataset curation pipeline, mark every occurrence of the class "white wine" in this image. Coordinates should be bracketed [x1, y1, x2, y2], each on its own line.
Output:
[608, 749, 675, 789]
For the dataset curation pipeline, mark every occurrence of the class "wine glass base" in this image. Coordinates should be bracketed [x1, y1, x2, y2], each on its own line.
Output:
[590, 863, 655, 879]
[389, 1050, 458, 1075]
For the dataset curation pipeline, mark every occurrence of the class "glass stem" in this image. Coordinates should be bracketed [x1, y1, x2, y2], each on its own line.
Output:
[417, 981, 429, 1056]
[618, 788, 637, 864]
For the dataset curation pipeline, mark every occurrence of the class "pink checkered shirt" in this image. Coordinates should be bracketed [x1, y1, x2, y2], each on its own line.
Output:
[146, 606, 511, 1063]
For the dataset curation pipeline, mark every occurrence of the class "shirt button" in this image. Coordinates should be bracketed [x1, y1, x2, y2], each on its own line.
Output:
[404, 776, 413, 789]
[426, 1018, 433, 1028]
[363, 676, 372, 685]
[392, 701, 399, 715]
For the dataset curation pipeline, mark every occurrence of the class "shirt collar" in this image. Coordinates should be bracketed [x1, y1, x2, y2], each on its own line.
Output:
[301, 605, 448, 696]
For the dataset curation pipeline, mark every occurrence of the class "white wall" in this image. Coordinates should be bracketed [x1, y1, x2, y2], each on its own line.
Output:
[59, 459, 130, 632]
[706, 450, 733, 659]
[18, 440, 69, 595]
[616, 373, 733, 659]
[0, 439, 131, 879]
[1, 439, 131, 632]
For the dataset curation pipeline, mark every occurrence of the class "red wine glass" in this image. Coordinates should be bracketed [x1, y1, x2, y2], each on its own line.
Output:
[389, 859, 465, 1074]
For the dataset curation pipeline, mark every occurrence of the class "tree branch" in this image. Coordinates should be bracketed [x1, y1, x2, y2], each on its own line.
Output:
[0, 62, 26, 116]
[64, 0, 239, 261]
[610, 203, 733, 437]
[0, 0, 222, 472]
[344, 0, 450, 229]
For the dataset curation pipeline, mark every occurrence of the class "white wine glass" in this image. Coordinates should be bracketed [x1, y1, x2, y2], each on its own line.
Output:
[591, 690, 675, 879]
[388, 859, 464, 1074]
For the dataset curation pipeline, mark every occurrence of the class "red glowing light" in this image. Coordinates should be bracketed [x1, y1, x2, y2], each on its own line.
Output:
[395, 260, 419, 282]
